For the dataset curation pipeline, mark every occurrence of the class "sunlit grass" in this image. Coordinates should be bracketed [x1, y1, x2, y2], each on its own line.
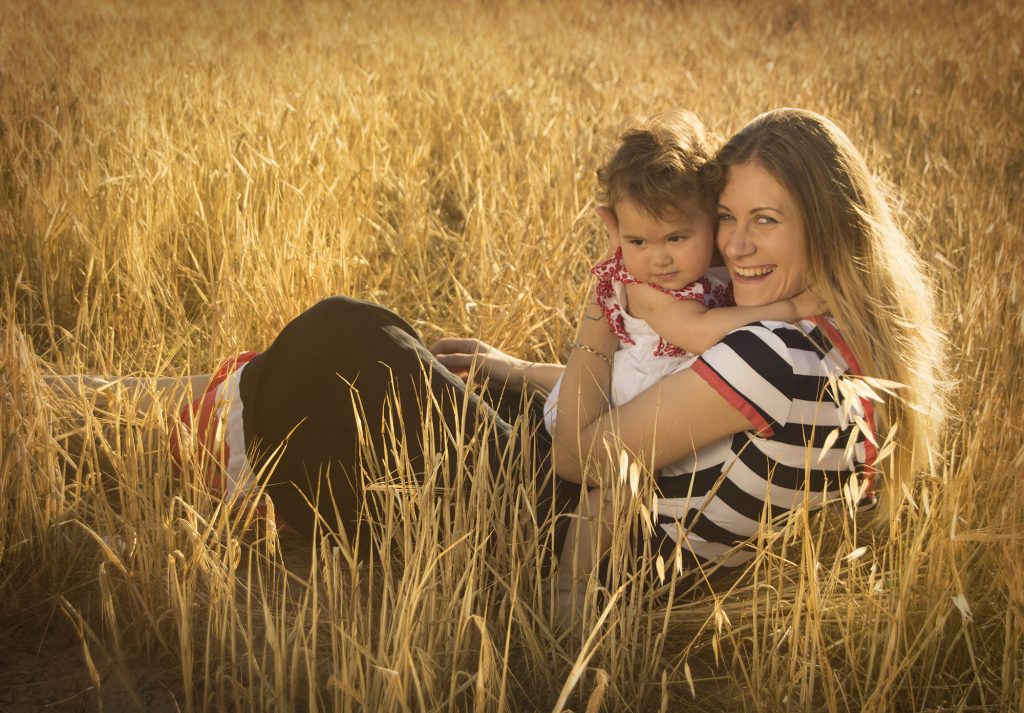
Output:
[1, 0, 1021, 710]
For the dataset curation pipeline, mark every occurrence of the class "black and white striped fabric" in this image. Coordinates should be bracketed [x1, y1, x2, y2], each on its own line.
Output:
[655, 317, 877, 568]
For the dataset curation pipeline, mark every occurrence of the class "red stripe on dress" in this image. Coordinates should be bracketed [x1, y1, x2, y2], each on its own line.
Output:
[692, 359, 775, 438]
[807, 317, 878, 495]
[169, 351, 259, 493]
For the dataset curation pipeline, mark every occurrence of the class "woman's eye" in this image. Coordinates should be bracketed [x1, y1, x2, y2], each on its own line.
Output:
[717, 213, 735, 223]
[756, 215, 778, 225]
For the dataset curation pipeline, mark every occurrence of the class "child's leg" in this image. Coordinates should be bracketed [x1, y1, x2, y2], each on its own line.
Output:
[555, 485, 618, 622]
[562, 487, 615, 575]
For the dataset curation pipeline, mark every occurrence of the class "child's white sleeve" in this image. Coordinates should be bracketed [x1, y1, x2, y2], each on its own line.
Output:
[542, 375, 562, 435]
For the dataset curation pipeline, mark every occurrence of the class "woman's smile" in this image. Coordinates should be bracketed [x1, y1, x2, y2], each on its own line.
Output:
[732, 265, 776, 278]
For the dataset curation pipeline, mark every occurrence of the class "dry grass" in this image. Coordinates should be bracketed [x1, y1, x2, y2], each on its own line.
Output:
[1, 0, 1022, 710]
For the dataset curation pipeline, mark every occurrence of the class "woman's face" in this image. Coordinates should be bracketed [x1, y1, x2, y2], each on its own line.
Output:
[716, 161, 809, 307]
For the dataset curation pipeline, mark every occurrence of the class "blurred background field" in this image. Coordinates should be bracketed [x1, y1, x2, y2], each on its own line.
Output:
[1, 0, 1021, 710]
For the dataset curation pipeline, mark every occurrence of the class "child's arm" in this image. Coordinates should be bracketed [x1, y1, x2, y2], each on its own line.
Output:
[628, 283, 826, 354]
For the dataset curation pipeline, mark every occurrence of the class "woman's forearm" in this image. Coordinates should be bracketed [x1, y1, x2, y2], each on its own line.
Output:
[552, 291, 618, 483]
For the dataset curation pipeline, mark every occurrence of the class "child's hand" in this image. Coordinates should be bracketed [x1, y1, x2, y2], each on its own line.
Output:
[595, 206, 619, 260]
[790, 287, 828, 318]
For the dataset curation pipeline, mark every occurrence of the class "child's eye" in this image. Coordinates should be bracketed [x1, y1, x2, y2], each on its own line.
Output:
[626, 239, 646, 247]
[668, 235, 689, 243]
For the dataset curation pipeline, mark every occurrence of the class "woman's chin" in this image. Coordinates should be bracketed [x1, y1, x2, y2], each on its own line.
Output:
[732, 283, 773, 307]
[732, 279, 797, 308]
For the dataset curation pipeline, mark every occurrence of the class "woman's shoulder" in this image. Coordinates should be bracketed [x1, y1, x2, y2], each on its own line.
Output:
[703, 318, 850, 378]
[692, 318, 852, 435]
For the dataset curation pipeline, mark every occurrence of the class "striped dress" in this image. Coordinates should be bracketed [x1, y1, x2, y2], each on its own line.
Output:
[655, 316, 877, 568]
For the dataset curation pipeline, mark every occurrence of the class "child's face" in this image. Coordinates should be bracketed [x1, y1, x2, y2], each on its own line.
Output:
[615, 197, 715, 290]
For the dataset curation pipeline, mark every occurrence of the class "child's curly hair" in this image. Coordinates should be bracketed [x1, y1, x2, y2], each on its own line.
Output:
[597, 110, 718, 219]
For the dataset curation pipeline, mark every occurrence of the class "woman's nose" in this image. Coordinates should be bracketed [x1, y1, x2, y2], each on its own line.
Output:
[722, 224, 754, 259]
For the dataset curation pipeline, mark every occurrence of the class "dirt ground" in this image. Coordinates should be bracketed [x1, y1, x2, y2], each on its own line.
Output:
[0, 604, 182, 713]
[0, 532, 318, 713]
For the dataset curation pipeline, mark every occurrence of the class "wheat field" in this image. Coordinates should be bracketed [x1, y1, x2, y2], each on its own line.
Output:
[1, 0, 1022, 710]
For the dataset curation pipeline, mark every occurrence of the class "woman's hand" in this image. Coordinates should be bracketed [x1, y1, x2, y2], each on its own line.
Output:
[790, 287, 828, 318]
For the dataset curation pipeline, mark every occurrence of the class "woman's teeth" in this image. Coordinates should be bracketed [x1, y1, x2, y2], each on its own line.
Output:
[734, 266, 775, 277]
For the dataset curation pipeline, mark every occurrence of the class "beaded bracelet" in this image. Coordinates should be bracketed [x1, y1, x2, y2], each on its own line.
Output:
[569, 341, 614, 367]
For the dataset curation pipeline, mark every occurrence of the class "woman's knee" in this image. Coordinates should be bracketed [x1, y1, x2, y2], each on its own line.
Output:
[300, 296, 419, 343]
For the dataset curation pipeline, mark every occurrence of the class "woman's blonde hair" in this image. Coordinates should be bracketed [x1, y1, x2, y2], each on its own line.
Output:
[708, 108, 947, 520]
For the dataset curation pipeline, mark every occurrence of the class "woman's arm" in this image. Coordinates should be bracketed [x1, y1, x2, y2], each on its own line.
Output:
[552, 351, 754, 484]
[550, 289, 618, 483]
